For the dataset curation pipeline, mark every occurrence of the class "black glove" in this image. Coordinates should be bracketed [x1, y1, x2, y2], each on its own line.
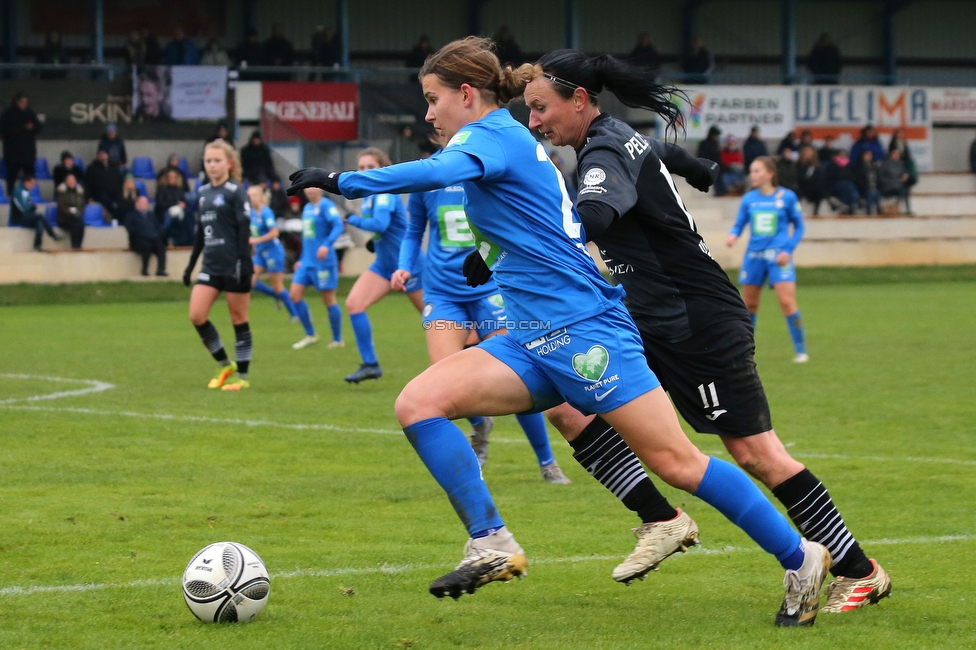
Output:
[462, 250, 492, 287]
[287, 168, 341, 196]
[365, 239, 375, 253]
[689, 159, 720, 193]
[182, 268, 193, 287]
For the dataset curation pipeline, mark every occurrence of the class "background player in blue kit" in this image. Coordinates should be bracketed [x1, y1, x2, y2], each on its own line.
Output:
[342, 147, 424, 384]
[393, 182, 571, 484]
[246, 185, 298, 322]
[288, 37, 828, 624]
[727, 156, 808, 362]
[289, 187, 345, 350]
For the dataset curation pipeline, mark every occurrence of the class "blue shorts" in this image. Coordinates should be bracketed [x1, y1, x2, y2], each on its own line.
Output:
[422, 291, 507, 339]
[739, 250, 796, 287]
[293, 259, 339, 291]
[253, 245, 285, 274]
[478, 304, 660, 415]
[369, 260, 423, 293]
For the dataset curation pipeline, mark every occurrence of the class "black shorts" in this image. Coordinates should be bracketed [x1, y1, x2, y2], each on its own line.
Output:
[195, 270, 252, 294]
[638, 318, 772, 437]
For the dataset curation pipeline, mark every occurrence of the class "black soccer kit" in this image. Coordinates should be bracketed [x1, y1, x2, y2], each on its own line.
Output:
[575, 114, 771, 436]
[189, 180, 254, 293]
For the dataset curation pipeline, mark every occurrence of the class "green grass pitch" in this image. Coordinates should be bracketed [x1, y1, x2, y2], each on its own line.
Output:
[0, 277, 973, 649]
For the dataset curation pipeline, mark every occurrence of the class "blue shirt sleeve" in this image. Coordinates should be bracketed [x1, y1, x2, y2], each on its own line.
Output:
[347, 193, 395, 233]
[338, 148, 484, 198]
[321, 204, 345, 248]
[261, 206, 276, 232]
[785, 192, 805, 253]
[399, 193, 428, 271]
[731, 193, 751, 237]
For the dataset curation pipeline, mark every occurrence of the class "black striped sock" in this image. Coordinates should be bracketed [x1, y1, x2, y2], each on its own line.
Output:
[570, 416, 677, 523]
[772, 469, 874, 579]
[194, 320, 228, 363]
[234, 322, 252, 377]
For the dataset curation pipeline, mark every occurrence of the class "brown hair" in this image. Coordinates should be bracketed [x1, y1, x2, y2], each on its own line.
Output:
[418, 36, 537, 105]
[358, 147, 391, 167]
[753, 155, 779, 187]
[203, 139, 242, 182]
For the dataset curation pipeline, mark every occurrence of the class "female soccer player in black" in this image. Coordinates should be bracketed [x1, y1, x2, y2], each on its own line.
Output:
[465, 50, 889, 622]
[183, 139, 254, 391]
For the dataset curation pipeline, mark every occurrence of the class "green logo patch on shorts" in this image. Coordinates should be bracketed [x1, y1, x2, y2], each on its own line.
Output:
[572, 345, 609, 382]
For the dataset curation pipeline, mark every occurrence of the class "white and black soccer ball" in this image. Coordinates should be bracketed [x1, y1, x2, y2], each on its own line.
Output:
[182, 542, 270, 623]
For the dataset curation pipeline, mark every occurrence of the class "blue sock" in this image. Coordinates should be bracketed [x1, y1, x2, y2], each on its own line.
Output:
[467, 416, 484, 427]
[750, 312, 757, 328]
[786, 311, 806, 354]
[327, 304, 343, 343]
[279, 290, 297, 317]
[403, 417, 504, 536]
[254, 280, 277, 299]
[294, 300, 315, 336]
[693, 457, 803, 570]
[516, 413, 555, 466]
[350, 312, 377, 365]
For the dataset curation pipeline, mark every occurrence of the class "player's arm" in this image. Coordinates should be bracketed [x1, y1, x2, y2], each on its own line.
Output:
[236, 192, 253, 261]
[727, 199, 750, 247]
[321, 208, 345, 249]
[784, 194, 806, 253]
[575, 144, 638, 240]
[346, 195, 394, 233]
[183, 217, 204, 286]
[649, 140, 719, 192]
[398, 194, 427, 273]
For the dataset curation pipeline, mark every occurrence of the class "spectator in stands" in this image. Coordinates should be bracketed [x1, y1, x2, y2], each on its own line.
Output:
[849, 125, 885, 168]
[1, 92, 42, 198]
[697, 125, 723, 194]
[162, 25, 200, 66]
[57, 172, 87, 248]
[118, 173, 141, 217]
[808, 32, 841, 84]
[234, 28, 265, 80]
[312, 26, 341, 75]
[825, 150, 860, 215]
[720, 135, 747, 195]
[818, 133, 839, 163]
[777, 129, 800, 156]
[853, 149, 881, 215]
[53, 150, 81, 187]
[97, 122, 127, 169]
[743, 126, 768, 171]
[139, 23, 163, 65]
[888, 128, 918, 191]
[264, 24, 295, 80]
[241, 130, 276, 184]
[201, 37, 231, 66]
[125, 195, 167, 276]
[680, 35, 714, 84]
[11, 174, 60, 250]
[156, 153, 190, 192]
[268, 177, 289, 218]
[36, 29, 68, 80]
[406, 35, 434, 70]
[797, 145, 827, 215]
[155, 168, 187, 236]
[125, 30, 146, 66]
[85, 149, 123, 221]
[493, 26, 524, 66]
[206, 122, 233, 147]
[627, 33, 660, 71]
[879, 147, 912, 214]
[776, 148, 800, 193]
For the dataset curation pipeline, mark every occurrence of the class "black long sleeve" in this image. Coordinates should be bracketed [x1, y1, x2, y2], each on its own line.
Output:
[186, 219, 204, 272]
[649, 140, 717, 191]
[576, 200, 620, 242]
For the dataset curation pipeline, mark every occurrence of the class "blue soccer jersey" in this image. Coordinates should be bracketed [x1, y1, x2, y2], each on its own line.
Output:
[346, 191, 416, 279]
[299, 197, 344, 267]
[250, 205, 283, 255]
[730, 187, 805, 254]
[339, 109, 622, 345]
[402, 185, 496, 301]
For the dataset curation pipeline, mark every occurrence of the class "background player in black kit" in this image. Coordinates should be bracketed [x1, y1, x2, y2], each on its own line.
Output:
[183, 139, 254, 391]
[464, 50, 889, 621]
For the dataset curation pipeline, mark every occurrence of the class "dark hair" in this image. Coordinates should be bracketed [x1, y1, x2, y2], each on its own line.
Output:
[534, 49, 685, 139]
[21, 172, 35, 183]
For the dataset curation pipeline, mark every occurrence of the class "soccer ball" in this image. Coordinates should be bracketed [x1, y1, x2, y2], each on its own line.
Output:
[182, 542, 270, 623]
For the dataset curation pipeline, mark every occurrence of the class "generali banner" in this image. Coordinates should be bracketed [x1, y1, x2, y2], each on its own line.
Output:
[261, 82, 359, 141]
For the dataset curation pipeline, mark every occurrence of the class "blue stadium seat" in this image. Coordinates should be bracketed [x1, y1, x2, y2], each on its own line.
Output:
[178, 157, 190, 176]
[73, 157, 85, 174]
[45, 204, 58, 227]
[135, 180, 148, 197]
[30, 183, 43, 203]
[0, 183, 7, 205]
[83, 203, 109, 227]
[131, 157, 155, 179]
[34, 158, 52, 180]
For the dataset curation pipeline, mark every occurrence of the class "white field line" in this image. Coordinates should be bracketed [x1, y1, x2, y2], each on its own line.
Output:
[0, 374, 115, 405]
[1, 533, 973, 599]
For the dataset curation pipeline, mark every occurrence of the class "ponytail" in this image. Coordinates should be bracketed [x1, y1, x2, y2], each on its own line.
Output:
[536, 50, 686, 140]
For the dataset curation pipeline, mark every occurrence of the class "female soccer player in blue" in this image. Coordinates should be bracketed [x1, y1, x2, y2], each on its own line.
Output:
[289, 187, 345, 350]
[342, 148, 424, 383]
[727, 156, 808, 362]
[288, 37, 827, 625]
[246, 185, 298, 322]
[392, 181, 571, 484]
